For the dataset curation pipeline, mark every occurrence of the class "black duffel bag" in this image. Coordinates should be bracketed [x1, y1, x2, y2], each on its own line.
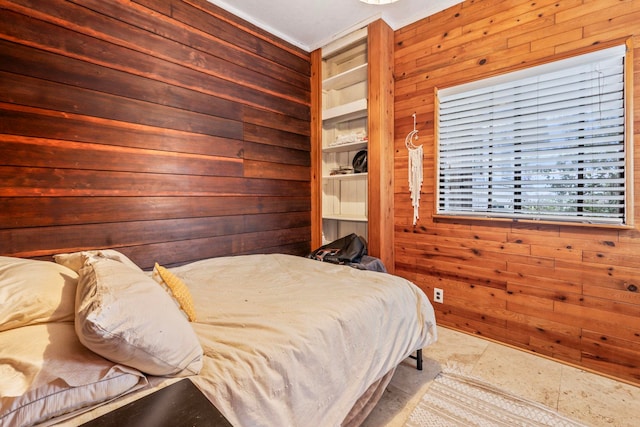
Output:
[307, 233, 367, 265]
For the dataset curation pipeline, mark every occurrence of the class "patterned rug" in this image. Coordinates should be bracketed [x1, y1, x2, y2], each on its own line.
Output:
[405, 371, 588, 427]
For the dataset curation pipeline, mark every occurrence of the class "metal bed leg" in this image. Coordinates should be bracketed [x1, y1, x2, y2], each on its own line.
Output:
[409, 349, 423, 370]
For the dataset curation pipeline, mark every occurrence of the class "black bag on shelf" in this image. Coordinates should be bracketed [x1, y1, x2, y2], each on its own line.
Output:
[307, 233, 367, 265]
[352, 150, 368, 173]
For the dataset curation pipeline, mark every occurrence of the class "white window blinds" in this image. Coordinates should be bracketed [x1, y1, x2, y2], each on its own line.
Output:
[437, 45, 628, 225]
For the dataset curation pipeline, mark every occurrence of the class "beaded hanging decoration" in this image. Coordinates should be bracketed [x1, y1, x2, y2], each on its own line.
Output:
[405, 113, 423, 226]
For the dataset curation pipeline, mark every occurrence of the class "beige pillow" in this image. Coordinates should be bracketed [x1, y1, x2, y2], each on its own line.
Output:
[0, 256, 77, 332]
[54, 249, 142, 273]
[0, 322, 146, 427]
[76, 255, 203, 377]
[152, 263, 197, 322]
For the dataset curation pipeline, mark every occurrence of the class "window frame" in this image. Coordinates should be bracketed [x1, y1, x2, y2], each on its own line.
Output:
[434, 42, 634, 228]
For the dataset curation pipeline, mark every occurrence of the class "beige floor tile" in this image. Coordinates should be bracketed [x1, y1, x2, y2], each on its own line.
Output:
[421, 326, 490, 368]
[362, 350, 441, 427]
[558, 365, 640, 427]
[388, 356, 440, 395]
[470, 342, 563, 408]
[359, 385, 413, 427]
[363, 326, 640, 427]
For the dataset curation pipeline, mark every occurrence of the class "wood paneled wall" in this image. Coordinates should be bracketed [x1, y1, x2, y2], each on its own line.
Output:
[394, 0, 640, 385]
[0, 0, 311, 269]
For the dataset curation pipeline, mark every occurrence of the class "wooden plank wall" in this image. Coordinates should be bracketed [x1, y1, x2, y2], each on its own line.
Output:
[394, 0, 640, 385]
[0, 0, 312, 269]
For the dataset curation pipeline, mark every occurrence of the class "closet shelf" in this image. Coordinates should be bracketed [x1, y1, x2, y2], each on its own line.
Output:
[323, 172, 368, 180]
[322, 98, 367, 122]
[323, 63, 368, 91]
[323, 140, 367, 153]
[322, 214, 368, 222]
[321, 27, 367, 58]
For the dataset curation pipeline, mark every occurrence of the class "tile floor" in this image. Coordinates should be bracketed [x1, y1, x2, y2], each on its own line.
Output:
[362, 326, 640, 427]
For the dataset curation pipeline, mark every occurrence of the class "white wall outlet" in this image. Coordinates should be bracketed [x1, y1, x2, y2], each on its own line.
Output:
[434, 288, 444, 303]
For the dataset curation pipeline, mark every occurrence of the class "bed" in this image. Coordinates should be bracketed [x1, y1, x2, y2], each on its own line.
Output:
[0, 250, 437, 427]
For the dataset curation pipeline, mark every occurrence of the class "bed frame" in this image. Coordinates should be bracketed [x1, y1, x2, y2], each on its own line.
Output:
[411, 349, 423, 370]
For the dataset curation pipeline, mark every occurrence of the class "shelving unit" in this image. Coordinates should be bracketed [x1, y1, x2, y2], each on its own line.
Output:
[311, 19, 394, 271]
[320, 28, 369, 244]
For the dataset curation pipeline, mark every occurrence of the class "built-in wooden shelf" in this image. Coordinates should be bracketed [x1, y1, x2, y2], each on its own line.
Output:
[323, 140, 367, 153]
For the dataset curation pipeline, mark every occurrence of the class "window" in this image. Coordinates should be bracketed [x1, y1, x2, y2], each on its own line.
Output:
[436, 45, 631, 226]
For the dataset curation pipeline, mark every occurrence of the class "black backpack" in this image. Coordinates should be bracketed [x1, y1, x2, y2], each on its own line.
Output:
[307, 233, 367, 265]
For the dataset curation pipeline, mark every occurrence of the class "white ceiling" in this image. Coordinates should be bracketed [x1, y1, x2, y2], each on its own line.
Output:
[207, 0, 463, 52]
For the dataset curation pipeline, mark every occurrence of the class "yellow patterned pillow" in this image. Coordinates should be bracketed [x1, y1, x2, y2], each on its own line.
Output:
[152, 263, 197, 322]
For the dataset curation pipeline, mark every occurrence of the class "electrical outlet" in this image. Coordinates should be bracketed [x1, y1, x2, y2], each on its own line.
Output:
[434, 288, 444, 304]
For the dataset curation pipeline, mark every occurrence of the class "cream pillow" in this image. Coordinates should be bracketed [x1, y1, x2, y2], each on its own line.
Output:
[54, 249, 142, 273]
[76, 256, 203, 377]
[0, 323, 146, 427]
[0, 256, 77, 332]
[152, 263, 197, 322]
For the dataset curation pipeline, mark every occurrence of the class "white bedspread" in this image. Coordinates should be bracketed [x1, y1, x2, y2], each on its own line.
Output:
[173, 254, 437, 427]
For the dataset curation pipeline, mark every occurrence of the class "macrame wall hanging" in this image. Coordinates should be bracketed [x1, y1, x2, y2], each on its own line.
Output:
[405, 113, 423, 226]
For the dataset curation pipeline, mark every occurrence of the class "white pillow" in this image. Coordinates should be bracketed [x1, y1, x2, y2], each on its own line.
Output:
[0, 256, 77, 332]
[54, 249, 143, 273]
[76, 255, 203, 377]
[0, 323, 146, 427]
